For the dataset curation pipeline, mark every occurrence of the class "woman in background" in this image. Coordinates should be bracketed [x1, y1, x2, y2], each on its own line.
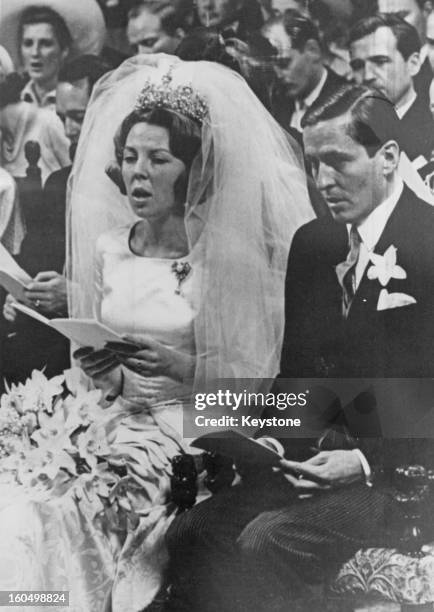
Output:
[0, 0, 106, 109]
[0, 0, 105, 181]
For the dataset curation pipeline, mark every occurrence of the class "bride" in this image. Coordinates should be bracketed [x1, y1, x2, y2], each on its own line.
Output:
[0, 55, 313, 611]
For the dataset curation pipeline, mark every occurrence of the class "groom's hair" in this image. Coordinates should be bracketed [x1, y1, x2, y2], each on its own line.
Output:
[302, 84, 404, 157]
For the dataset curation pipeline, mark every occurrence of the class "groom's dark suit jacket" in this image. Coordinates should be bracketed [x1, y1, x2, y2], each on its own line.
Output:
[280, 185, 434, 379]
[273, 185, 434, 486]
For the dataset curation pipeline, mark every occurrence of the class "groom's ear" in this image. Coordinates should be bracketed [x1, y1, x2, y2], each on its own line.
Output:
[379, 140, 400, 176]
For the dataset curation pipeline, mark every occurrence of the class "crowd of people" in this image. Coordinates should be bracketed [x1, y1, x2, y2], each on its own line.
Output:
[0, 0, 434, 611]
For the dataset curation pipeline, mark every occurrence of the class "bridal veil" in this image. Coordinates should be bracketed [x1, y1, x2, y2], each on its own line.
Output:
[67, 54, 314, 391]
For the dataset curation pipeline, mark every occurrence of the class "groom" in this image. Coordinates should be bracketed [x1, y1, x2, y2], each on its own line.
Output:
[281, 83, 434, 378]
[163, 85, 434, 612]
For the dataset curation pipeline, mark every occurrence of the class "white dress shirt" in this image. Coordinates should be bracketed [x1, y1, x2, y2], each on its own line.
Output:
[395, 90, 417, 120]
[290, 67, 328, 132]
[349, 179, 404, 290]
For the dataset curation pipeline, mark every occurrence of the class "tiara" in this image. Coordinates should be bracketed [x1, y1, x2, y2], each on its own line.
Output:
[134, 70, 208, 125]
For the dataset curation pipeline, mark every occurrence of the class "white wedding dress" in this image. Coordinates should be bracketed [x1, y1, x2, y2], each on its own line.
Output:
[0, 224, 198, 611]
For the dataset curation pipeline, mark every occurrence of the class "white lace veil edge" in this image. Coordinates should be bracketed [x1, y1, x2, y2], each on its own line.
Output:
[66, 55, 315, 392]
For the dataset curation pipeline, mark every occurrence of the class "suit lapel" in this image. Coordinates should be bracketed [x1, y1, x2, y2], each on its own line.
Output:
[323, 221, 350, 317]
[348, 190, 410, 321]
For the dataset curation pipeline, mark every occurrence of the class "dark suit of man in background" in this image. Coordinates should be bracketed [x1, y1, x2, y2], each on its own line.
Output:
[263, 10, 346, 217]
[263, 10, 346, 137]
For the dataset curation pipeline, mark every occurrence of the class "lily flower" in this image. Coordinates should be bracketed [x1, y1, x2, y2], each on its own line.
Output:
[77, 423, 111, 469]
[18, 370, 64, 415]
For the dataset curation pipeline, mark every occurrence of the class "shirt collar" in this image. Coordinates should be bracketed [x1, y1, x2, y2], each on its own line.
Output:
[295, 67, 327, 112]
[20, 80, 57, 109]
[348, 179, 403, 251]
[395, 90, 417, 119]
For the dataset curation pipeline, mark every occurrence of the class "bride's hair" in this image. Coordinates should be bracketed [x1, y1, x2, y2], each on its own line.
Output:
[106, 107, 202, 209]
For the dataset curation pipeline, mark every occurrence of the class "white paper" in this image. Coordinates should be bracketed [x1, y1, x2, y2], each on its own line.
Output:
[49, 319, 123, 349]
[0, 270, 29, 302]
[0, 243, 32, 284]
[11, 301, 50, 325]
[11, 302, 123, 348]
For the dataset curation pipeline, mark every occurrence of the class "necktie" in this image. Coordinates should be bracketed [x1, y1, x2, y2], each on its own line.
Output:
[335, 225, 361, 317]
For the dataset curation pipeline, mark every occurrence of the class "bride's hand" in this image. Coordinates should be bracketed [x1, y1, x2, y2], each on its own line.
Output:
[73, 346, 123, 399]
[106, 334, 195, 382]
[74, 347, 120, 377]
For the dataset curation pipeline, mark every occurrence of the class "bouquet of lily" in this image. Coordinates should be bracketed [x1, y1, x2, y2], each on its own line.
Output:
[0, 370, 132, 528]
[0, 368, 176, 544]
[0, 369, 110, 487]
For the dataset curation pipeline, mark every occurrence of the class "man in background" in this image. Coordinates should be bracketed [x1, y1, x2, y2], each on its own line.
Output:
[377, 0, 431, 41]
[270, 0, 310, 17]
[126, 1, 191, 54]
[377, 0, 434, 95]
[263, 10, 345, 136]
[350, 13, 434, 161]
[195, 0, 264, 38]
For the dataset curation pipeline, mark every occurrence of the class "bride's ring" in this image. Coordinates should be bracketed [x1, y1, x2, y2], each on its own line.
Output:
[34, 299, 41, 308]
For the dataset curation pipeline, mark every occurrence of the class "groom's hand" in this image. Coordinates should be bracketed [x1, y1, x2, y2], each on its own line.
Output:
[280, 450, 363, 490]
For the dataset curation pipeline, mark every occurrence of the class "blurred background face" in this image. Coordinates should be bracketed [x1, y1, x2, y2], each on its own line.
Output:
[21, 22, 67, 85]
[378, 0, 426, 38]
[196, 0, 243, 27]
[350, 27, 416, 104]
[426, 11, 434, 69]
[271, 0, 309, 16]
[56, 78, 90, 152]
[0, 46, 14, 85]
[429, 77, 434, 117]
[127, 8, 180, 54]
[263, 21, 320, 98]
[0, 64, 7, 85]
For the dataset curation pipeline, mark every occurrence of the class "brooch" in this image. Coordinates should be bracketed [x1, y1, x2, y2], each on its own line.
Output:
[171, 261, 192, 295]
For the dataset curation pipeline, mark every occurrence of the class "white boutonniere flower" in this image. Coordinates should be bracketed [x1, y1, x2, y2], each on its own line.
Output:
[367, 245, 417, 310]
[367, 245, 406, 286]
